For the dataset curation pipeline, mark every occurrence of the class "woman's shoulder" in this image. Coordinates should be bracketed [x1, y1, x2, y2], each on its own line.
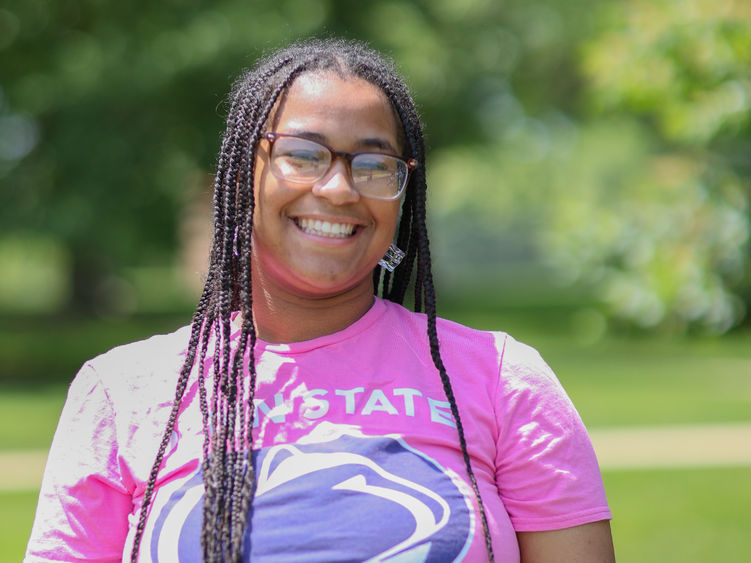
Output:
[380, 298, 506, 339]
[380, 299, 558, 385]
[88, 324, 191, 367]
[77, 324, 192, 396]
[379, 298, 509, 363]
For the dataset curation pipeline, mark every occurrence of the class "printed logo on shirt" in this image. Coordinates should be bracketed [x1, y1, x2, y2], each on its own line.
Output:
[254, 386, 458, 429]
[150, 425, 474, 562]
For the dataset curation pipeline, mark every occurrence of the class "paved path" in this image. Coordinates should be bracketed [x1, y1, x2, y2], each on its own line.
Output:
[2, 422, 751, 491]
[1, 450, 48, 492]
[589, 421, 751, 470]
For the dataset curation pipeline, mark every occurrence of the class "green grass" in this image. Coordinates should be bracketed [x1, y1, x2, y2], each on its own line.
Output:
[605, 467, 751, 562]
[0, 490, 39, 562]
[0, 384, 66, 450]
[549, 337, 751, 427]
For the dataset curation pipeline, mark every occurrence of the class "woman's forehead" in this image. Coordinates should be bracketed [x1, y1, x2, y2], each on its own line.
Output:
[270, 71, 404, 151]
[287, 72, 390, 109]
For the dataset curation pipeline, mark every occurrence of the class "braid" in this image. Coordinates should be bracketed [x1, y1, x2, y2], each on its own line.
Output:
[132, 38, 494, 562]
[358, 54, 495, 561]
[130, 279, 216, 561]
[413, 180, 495, 562]
[198, 63, 305, 561]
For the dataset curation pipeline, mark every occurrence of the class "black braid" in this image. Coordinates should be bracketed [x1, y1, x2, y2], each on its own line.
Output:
[130, 279, 216, 561]
[376, 67, 493, 554]
[413, 175, 495, 561]
[131, 38, 494, 562]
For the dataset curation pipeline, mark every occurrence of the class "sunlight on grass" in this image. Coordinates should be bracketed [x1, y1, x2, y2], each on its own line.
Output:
[605, 467, 751, 562]
[0, 385, 66, 450]
[555, 350, 751, 427]
[0, 490, 39, 562]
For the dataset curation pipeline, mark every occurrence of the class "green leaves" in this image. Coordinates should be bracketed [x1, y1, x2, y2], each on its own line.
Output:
[1, 0, 749, 329]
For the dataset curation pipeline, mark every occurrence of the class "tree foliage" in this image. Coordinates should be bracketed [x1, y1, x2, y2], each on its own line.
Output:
[572, 0, 751, 331]
[1, 0, 749, 331]
[428, 0, 751, 332]
[0, 0, 328, 311]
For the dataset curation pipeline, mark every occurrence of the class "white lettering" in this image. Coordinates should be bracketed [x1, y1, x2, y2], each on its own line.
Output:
[302, 389, 329, 419]
[428, 398, 456, 428]
[250, 387, 458, 428]
[361, 389, 398, 415]
[253, 393, 286, 426]
[335, 387, 365, 414]
[393, 388, 422, 416]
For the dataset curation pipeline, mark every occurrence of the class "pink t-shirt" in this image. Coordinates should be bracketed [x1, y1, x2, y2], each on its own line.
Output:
[26, 298, 611, 562]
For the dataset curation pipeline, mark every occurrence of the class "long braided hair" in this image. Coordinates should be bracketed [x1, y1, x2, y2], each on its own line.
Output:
[130, 38, 494, 562]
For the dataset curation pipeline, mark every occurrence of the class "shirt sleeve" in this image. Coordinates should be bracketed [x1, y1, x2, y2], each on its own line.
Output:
[25, 363, 134, 562]
[493, 335, 612, 532]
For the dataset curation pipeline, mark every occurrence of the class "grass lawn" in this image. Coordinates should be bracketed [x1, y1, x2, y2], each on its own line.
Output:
[548, 337, 751, 428]
[0, 490, 39, 562]
[0, 313, 190, 384]
[605, 466, 751, 562]
[0, 384, 67, 450]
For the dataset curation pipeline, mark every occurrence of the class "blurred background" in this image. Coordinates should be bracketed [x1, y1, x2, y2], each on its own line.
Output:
[1, 0, 749, 560]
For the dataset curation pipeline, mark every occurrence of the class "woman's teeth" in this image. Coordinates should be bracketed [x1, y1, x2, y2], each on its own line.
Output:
[296, 218, 356, 238]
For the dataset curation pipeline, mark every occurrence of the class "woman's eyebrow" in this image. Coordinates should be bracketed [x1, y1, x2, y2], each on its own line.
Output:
[285, 129, 327, 143]
[357, 137, 398, 153]
[283, 129, 398, 153]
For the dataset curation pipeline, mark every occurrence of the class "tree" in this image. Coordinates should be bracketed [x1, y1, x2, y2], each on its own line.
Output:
[0, 0, 608, 314]
[8, 0, 744, 331]
[422, 0, 751, 332]
[0, 0, 329, 312]
[570, 0, 751, 331]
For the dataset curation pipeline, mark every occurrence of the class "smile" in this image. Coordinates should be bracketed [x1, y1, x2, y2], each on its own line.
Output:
[295, 218, 357, 238]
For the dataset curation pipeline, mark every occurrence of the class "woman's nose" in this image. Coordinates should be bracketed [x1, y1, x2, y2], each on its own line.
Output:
[311, 159, 360, 205]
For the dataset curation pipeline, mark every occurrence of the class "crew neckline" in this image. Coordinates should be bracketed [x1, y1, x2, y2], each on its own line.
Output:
[230, 297, 390, 354]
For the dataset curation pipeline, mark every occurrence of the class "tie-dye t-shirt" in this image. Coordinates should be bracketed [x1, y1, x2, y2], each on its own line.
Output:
[26, 298, 611, 562]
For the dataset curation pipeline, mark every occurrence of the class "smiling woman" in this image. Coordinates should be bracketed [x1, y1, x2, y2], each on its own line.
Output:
[25, 39, 614, 563]
[250, 72, 404, 329]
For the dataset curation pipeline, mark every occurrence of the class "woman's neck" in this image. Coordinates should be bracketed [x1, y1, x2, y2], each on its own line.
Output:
[247, 276, 376, 343]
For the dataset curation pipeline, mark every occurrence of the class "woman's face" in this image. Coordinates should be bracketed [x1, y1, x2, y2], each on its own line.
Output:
[252, 71, 403, 299]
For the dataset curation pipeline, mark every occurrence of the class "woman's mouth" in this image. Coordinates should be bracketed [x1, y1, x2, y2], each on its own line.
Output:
[295, 217, 357, 238]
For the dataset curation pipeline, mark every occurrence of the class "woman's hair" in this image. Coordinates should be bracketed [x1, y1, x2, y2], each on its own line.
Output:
[131, 38, 493, 562]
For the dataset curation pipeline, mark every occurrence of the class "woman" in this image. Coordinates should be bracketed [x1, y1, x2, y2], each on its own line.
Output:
[26, 39, 614, 562]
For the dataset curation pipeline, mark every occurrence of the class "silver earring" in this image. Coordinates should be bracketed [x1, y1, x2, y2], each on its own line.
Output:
[378, 243, 405, 272]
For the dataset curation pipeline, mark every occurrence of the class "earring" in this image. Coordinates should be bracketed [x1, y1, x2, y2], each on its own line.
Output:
[378, 243, 405, 272]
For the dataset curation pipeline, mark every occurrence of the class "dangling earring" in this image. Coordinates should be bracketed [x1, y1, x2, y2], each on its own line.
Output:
[378, 243, 405, 272]
[233, 227, 239, 257]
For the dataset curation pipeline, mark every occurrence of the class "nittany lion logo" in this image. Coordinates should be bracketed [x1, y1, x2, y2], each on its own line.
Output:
[150, 426, 474, 561]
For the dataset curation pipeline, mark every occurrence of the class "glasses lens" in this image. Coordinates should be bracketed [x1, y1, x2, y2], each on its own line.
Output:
[271, 137, 329, 182]
[351, 154, 407, 199]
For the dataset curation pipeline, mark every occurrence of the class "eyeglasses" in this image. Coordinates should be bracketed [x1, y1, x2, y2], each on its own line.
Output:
[263, 132, 418, 200]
